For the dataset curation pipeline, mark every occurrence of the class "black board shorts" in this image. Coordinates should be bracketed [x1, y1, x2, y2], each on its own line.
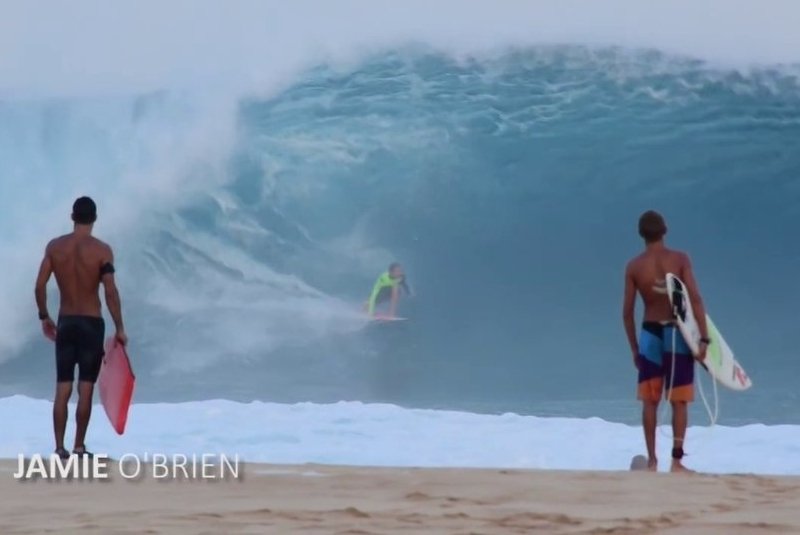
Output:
[55, 315, 105, 383]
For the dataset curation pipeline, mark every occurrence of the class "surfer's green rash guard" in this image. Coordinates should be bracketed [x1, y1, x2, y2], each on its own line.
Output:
[366, 271, 409, 314]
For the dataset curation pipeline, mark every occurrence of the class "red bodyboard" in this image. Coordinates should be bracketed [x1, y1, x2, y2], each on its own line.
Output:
[97, 337, 135, 435]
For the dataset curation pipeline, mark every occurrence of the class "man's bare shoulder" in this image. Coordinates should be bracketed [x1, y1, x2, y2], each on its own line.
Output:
[625, 252, 646, 271]
[89, 236, 111, 248]
[665, 247, 691, 263]
[46, 234, 72, 250]
[87, 237, 113, 260]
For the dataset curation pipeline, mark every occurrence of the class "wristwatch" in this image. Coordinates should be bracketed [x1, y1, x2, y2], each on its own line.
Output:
[38, 311, 49, 320]
[699, 337, 711, 345]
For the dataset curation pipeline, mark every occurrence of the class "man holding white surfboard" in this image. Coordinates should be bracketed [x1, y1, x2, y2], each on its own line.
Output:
[622, 210, 709, 472]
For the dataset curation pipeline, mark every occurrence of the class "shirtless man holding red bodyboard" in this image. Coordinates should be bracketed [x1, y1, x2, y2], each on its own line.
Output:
[34, 196, 128, 458]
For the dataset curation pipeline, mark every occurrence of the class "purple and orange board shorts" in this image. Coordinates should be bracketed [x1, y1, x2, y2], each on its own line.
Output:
[637, 322, 694, 403]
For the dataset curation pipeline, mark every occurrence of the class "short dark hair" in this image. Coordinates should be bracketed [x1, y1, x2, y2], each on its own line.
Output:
[638, 210, 666, 243]
[388, 262, 401, 272]
[72, 196, 97, 225]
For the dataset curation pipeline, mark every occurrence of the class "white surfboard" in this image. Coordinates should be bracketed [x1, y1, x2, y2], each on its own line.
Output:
[369, 315, 408, 322]
[665, 272, 752, 391]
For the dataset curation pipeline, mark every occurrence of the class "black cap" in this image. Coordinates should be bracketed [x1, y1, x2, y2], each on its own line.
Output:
[72, 196, 97, 225]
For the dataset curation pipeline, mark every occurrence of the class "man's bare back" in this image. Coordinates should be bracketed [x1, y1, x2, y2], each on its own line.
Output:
[625, 246, 690, 323]
[46, 233, 112, 317]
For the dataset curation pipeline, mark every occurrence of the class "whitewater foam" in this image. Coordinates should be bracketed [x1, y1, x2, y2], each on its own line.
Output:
[0, 94, 238, 358]
[2, 396, 798, 475]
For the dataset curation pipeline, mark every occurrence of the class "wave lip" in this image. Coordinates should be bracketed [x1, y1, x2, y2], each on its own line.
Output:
[2, 0, 800, 98]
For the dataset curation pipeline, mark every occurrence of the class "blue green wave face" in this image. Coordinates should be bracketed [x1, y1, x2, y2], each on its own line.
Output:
[0, 46, 788, 418]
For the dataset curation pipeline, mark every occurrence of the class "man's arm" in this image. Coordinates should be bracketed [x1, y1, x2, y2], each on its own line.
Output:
[622, 262, 638, 356]
[100, 245, 124, 332]
[389, 285, 399, 316]
[34, 243, 53, 319]
[679, 253, 708, 339]
[366, 284, 381, 315]
[399, 278, 413, 297]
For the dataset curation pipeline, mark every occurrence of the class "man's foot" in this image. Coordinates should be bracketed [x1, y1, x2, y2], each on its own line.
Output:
[670, 459, 696, 473]
[647, 457, 658, 472]
[54, 448, 70, 460]
[72, 446, 93, 458]
[669, 447, 695, 473]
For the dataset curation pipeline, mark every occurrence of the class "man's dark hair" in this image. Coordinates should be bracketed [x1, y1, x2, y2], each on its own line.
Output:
[388, 262, 401, 272]
[72, 196, 97, 225]
[638, 210, 666, 243]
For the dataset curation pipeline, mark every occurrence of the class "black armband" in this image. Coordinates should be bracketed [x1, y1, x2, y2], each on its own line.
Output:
[99, 262, 115, 277]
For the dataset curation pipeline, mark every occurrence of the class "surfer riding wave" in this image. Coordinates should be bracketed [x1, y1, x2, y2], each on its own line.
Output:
[364, 262, 413, 318]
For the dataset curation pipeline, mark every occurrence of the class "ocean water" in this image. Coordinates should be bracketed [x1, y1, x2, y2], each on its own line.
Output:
[2, 1, 800, 470]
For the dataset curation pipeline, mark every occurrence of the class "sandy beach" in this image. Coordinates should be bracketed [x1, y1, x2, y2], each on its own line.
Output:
[1, 460, 799, 534]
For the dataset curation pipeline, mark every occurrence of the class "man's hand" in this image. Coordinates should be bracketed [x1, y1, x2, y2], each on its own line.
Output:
[696, 340, 708, 361]
[631, 349, 640, 370]
[115, 329, 128, 346]
[41, 318, 57, 341]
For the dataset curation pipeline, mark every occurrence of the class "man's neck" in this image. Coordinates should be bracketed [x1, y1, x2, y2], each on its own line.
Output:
[72, 224, 92, 236]
[644, 240, 665, 251]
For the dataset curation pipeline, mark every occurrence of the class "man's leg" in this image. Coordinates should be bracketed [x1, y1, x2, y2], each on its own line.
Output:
[74, 381, 95, 452]
[73, 317, 105, 454]
[663, 329, 695, 472]
[670, 400, 690, 472]
[53, 328, 76, 455]
[641, 400, 658, 469]
[637, 375, 663, 470]
[370, 288, 390, 316]
[636, 323, 665, 470]
[53, 382, 72, 452]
